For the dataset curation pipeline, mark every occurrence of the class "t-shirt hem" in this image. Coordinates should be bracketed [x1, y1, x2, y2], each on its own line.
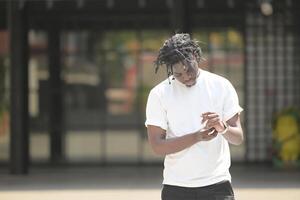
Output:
[162, 175, 231, 188]
[145, 121, 167, 130]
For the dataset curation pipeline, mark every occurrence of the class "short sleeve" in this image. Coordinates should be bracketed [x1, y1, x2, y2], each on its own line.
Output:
[222, 80, 243, 121]
[145, 89, 168, 130]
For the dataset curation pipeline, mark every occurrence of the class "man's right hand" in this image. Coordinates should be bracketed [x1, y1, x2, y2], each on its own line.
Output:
[196, 128, 218, 141]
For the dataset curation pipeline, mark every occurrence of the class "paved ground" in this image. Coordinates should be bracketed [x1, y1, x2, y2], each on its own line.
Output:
[0, 164, 299, 200]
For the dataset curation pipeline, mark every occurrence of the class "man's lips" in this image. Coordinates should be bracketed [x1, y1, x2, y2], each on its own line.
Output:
[184, 78, 196, 86]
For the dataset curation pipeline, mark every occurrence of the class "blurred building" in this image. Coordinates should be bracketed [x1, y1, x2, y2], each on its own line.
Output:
[0, 0, 299, 174]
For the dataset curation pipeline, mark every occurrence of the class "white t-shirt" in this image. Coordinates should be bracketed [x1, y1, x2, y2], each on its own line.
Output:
[145, 69, 243, 187]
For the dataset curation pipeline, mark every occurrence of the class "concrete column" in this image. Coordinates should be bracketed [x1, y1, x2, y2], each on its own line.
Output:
[48, 26, 64, 163]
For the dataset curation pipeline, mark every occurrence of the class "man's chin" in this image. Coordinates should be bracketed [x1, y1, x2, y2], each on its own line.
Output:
[185, 81, 196, 87]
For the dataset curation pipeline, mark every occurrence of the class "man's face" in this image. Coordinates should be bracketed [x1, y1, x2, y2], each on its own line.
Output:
[172, 59, 199, 87]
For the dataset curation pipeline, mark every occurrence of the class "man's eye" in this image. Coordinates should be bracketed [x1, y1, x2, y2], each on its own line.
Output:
[187, 67, 195, 73]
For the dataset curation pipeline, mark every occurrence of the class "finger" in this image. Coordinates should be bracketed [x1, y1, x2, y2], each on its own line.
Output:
[202, 112, 214, 119]
[205, 119, 217, 129]
[207, 117, 220, 124]
[206, 114, 219, 120]
[208, 130, 218, 137]
[202, 112, 214, 116]
[204, 131, 217, 140]
[201, 115, 206, 124]
[207, 129, 216, 136]
[206, 118, 221, 127]
[202, 113, 218, 122]
[200, 128, 210, 135]
[202, 127, 215, 135]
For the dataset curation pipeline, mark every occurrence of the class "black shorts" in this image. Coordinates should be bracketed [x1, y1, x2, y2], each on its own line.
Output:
[161, 180, 235, 200]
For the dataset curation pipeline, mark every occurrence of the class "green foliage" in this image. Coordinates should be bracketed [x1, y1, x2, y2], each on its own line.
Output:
[272, 107, 300, 168]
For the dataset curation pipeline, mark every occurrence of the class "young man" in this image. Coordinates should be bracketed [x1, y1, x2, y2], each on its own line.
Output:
[145, 33, 243, 200]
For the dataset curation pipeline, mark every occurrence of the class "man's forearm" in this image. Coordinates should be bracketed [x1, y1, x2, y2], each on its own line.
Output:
[150, 128, 217, 156]
[152, 132, 199, 156]
[222, 126, 243, 145]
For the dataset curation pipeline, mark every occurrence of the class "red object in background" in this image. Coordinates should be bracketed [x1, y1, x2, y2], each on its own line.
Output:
[0, 112, 9, 136]
[122, 65, 137, 112]
[0, 31, 9, 55]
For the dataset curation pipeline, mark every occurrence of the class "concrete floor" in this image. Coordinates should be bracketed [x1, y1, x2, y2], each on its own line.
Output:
[0, 164, 299, 200]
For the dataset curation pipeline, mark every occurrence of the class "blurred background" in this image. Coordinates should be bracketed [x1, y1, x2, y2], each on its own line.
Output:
[0, 0, 299, 199]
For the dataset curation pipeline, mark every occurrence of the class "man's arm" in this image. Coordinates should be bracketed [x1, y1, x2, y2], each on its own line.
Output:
[222, 114, 244, 145]
[147, 125, 217, 156]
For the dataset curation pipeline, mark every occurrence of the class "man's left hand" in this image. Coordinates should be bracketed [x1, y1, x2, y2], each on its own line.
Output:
[201, 112, 225, 132]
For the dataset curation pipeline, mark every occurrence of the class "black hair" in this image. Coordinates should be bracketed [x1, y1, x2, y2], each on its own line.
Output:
[154, 33, 203, 80]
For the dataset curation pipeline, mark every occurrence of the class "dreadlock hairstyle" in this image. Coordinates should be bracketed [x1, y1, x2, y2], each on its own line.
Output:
[154, 33, 203, 83]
